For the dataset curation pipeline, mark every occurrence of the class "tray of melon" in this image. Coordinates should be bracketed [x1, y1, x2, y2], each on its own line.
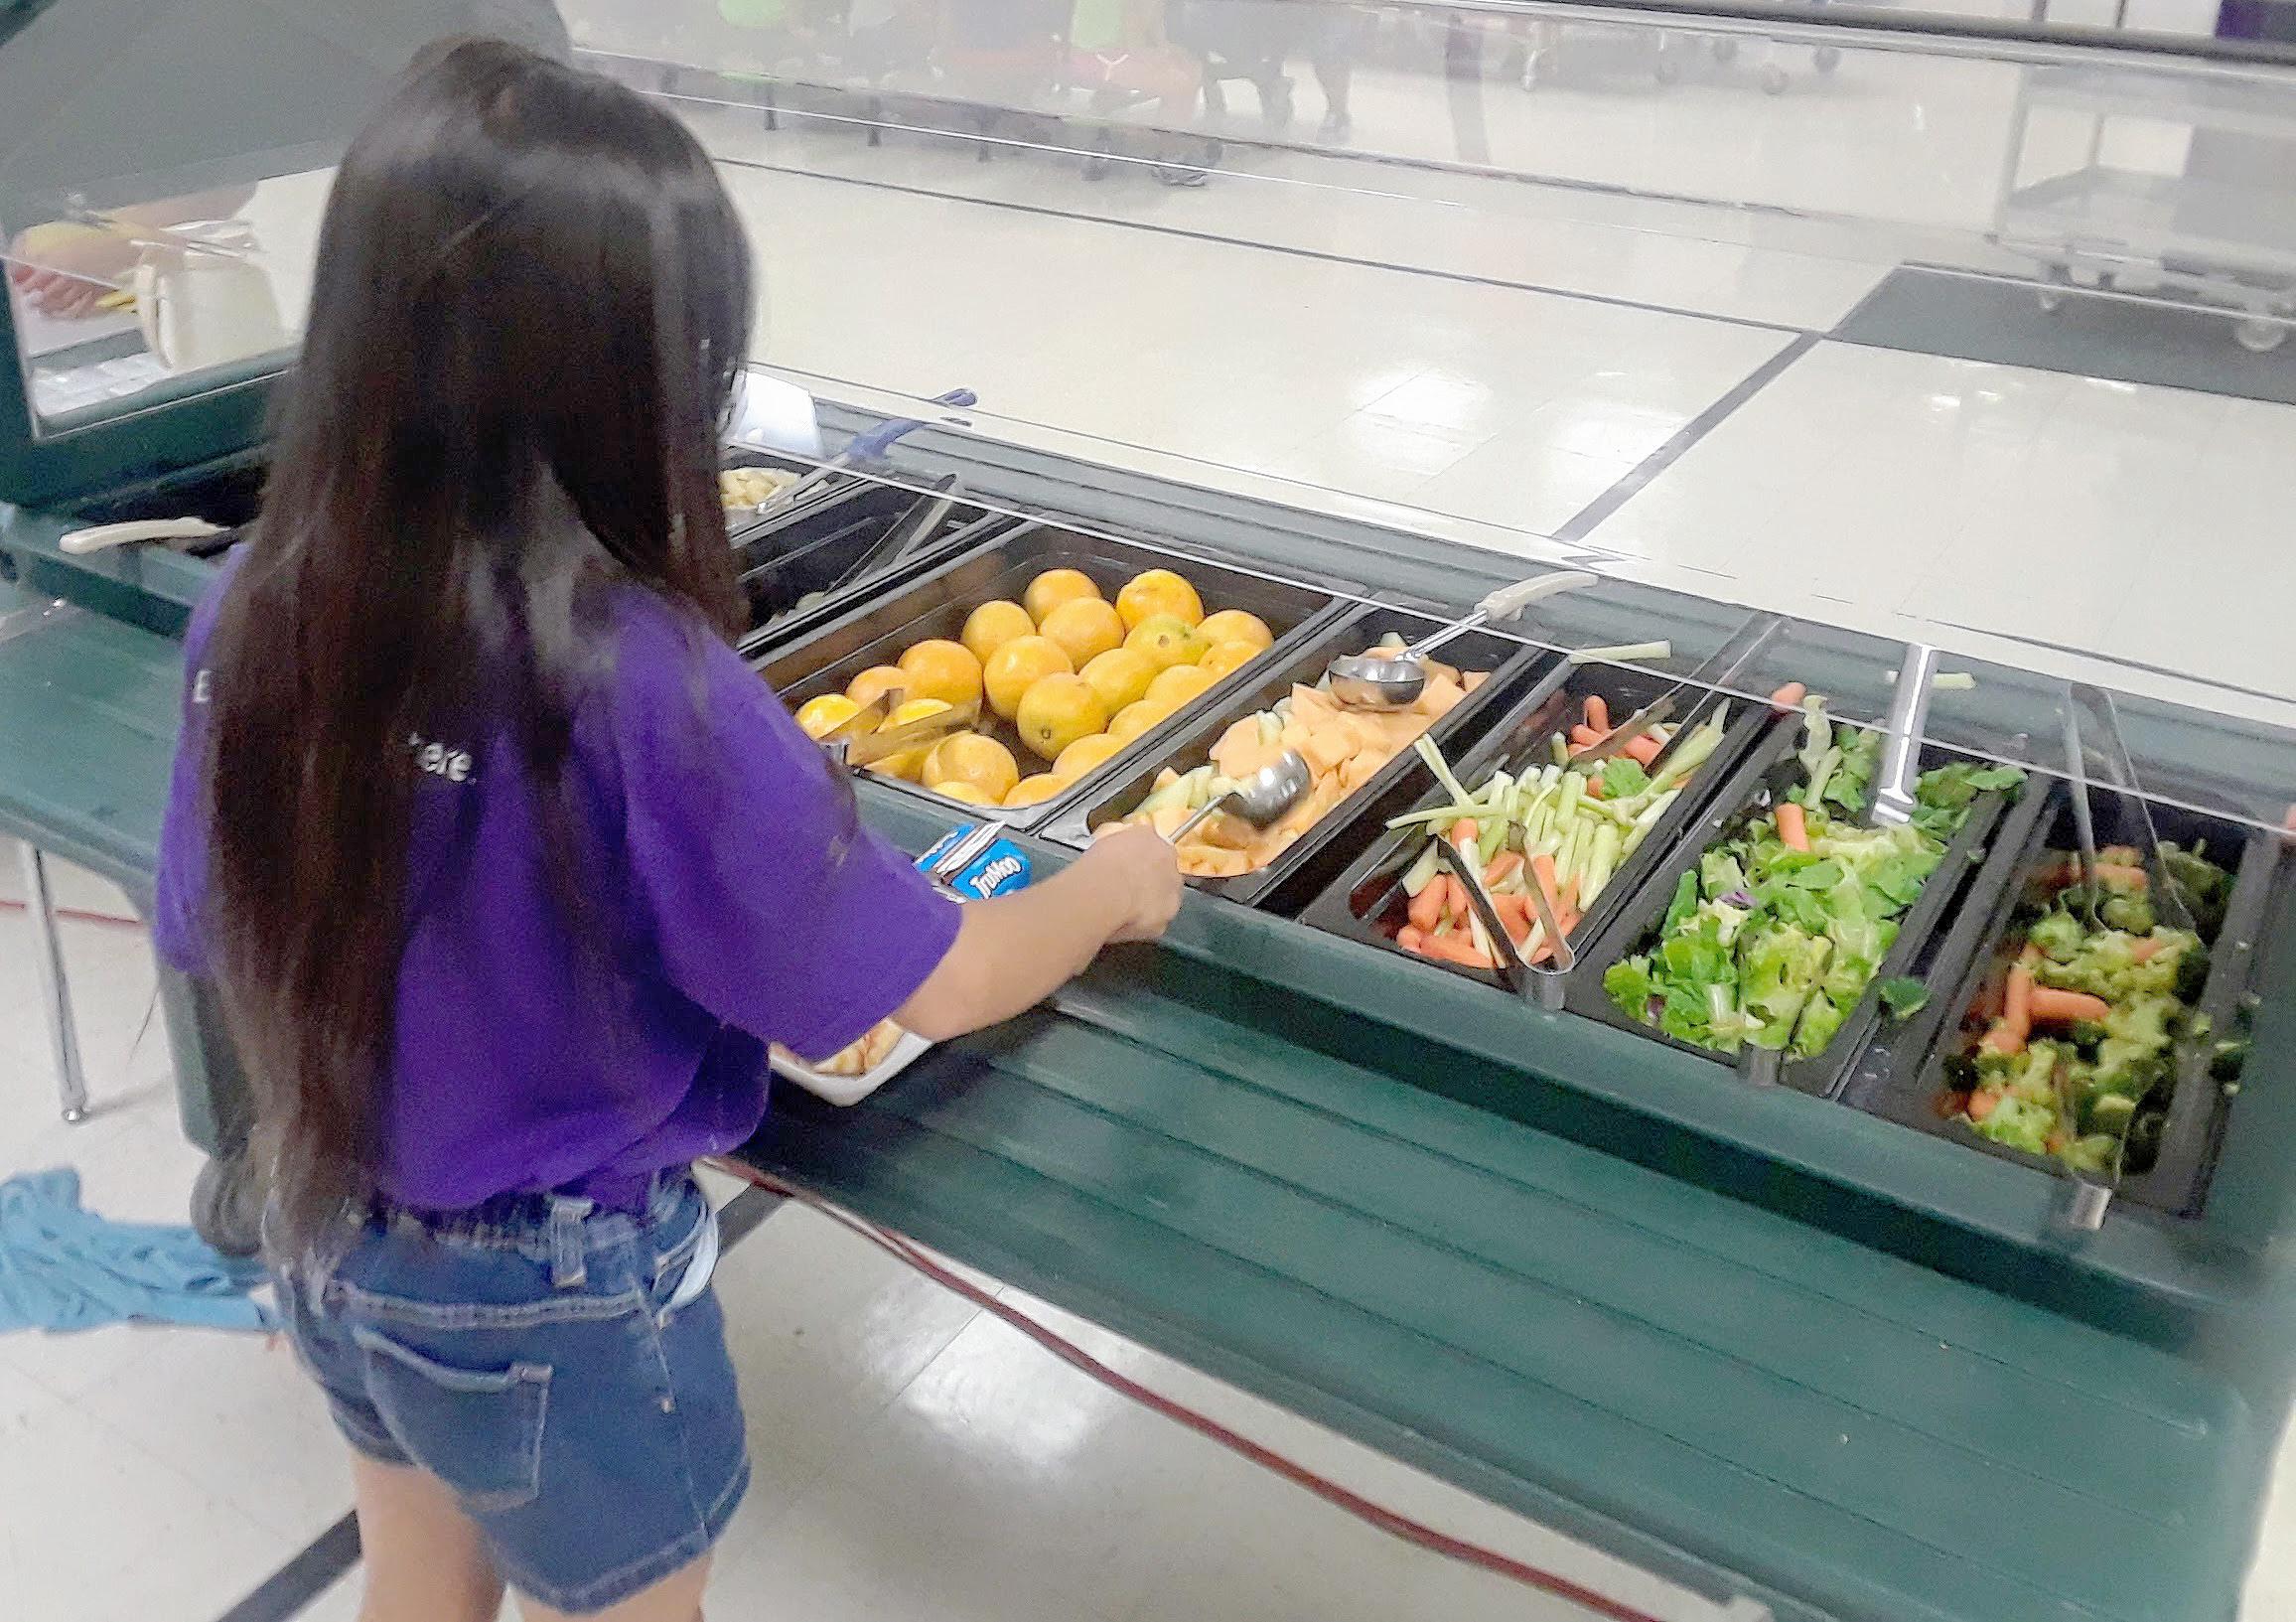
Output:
[1041, 605, 1558, 911]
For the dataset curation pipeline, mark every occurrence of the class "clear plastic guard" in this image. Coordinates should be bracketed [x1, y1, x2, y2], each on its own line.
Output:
[755, 366, 2296, 840]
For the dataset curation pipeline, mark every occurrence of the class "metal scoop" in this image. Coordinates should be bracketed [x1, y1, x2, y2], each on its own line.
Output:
[1328, 572, 1598, 711]
[1167, 750, 1313, 846]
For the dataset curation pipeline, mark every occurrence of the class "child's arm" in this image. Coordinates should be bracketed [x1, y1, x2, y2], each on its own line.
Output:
[896, 824, 1180, 1041]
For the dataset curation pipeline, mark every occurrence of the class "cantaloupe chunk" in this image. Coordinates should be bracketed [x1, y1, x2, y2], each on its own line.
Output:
[1147, 804, 1193, 840]
[1463, 669, 1488, 692]
[1414, 671, 1466, 717]
[1182, 845, 1252, 878]
[1300, 724, 1357, 775]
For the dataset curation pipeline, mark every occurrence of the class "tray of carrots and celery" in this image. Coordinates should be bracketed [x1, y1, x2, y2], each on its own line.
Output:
[1376, 691, 1734, 971]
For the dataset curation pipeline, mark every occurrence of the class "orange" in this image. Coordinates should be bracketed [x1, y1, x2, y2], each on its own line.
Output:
[1147, 663, 1218, 709]
[1015, 674, 1109, 762]
[1053, 732, 1124, 782]
[923, 733, 1020, 804]
[1038, 597, 1126, 668]
[793, 693, 865, 741]
[898, 639, 983, 710]
[959, 599, 1036, 665]
[931, 781, 996, 807]
[1116, 568, 1204, 631]
[1108, 698, 1174, 745]
[983, 635, 1074, 719]
[1078, 647, 1158, 714]
[845, 664, 909, 712]
[1196, 609, 1272, 652]
[869, 698, 952, 782]
[1125, 614, 1207, 670]
[1023, 567, 1102, 626]
[1197, 640, 1261, 680]
[1004, 773, 1068, 809]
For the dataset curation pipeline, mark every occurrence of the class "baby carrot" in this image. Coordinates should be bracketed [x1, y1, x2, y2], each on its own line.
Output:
[1769, 681, 1807, 710]
[1452, 817, 1479, 846]
[2029, 987, 2111, 1024]
[1397, 925, 1426, 952]
[1407, 881, 1445, 934]
[1979, 1019, 2025, 1057]
[1419, 933, 1496, 969]
[2129, 937, 2165, 962]
[1585, 694, 1611, 732]
[2003, 964, 2035, 1039]
[1776, 802, 1809, 852]
[1623, 733, 1662, 768]
[1569, 724, 1604, 749]
[1484, 850, 1523, 886]
[1447, 874, 1472, 923]
[2093, 863, 2149, 890]
[1968, 1089, 2001, 1121]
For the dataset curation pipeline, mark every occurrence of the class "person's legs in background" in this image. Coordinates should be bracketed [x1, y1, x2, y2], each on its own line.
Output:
[350, 1454, 504, 1622]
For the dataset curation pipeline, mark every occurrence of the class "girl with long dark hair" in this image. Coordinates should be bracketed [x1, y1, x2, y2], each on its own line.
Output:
[152, 39, 1180, 1622]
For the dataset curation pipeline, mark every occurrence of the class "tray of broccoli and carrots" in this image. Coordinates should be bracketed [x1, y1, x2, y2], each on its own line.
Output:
[1861, 793, 2281, 1216]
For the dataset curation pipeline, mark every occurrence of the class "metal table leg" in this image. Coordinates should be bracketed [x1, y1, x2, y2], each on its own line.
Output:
[17, 842, 89, 1124]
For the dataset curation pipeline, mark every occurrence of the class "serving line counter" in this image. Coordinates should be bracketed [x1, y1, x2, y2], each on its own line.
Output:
[9, 404, 2296, 1622]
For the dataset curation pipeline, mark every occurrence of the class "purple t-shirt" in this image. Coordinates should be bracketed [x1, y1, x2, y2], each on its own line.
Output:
[153, 553, 960, 1212]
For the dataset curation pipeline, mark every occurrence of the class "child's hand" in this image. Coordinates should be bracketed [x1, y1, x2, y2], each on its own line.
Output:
[1081, 824, 1184, 943]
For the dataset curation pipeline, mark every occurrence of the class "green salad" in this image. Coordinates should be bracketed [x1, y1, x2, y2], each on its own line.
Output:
[1603, 713, 2025, 1060]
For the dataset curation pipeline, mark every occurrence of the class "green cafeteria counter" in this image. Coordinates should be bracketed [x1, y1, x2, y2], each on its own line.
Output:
[0, 592, 2280, 1622]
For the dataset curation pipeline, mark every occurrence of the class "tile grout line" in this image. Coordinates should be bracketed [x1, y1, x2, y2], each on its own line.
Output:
[1548, 331, 1822, 547]
[206, 1181, 786, 1622]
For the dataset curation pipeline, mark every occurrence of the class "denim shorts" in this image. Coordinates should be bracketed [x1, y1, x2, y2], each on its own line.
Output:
[271, 1171, 748, 1614]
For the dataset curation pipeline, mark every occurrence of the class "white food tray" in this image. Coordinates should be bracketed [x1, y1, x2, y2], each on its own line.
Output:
[769, 1029, 933, 1106]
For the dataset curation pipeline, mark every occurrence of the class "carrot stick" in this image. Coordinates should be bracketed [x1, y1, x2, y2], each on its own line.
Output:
[1776, 803, 1809, 852]
[1419, 933, 1496, 968]
[2030, 987, 2111, 1024]
[1528, 853, 1562, 922]
[1557, 877, 1581, 915]
[1585, 694, 1611, 732]
[1451, 818, 1479, 846]
[1769, 681, 1807, 710]
[1484, 851, 1523, 886]
[1397, 925, 1426, 952]
[2093, 863, 2149, 890]
[1447, 875, 1471, 923]
[1569, 725, 1603, 748]
[1623, 733, 1661, 768]
[2003, 964, 2035, 1040]
[2129, 937, 2165, 962]
[1967, 1089, 2001, 1121]
[1407, 881, 1445, 934]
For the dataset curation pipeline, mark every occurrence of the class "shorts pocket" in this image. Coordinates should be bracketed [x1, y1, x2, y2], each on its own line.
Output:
[352, 1326, 552, 1512]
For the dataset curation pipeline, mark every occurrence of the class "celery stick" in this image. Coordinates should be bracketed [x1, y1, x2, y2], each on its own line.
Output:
[1549, 735, 1570, 768]
[1400, 840, 1443, 897]
[1415, 735, 1475, 809]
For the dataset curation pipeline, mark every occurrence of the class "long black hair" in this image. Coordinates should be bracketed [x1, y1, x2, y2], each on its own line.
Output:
[204, 38, 752, 1242]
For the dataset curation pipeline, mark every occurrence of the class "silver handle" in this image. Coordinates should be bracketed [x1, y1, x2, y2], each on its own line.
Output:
[1404, 571, 1598, 661]
[1870, 644, 1938, 827]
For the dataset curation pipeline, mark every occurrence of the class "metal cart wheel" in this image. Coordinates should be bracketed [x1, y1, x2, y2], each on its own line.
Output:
[2234, 316, 2289, 354]
[191, 1150, 266, 1259]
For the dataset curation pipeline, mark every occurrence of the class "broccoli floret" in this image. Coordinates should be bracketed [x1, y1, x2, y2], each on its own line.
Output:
[2160, 844, 2231, 939]
[1974, 1094, 2058, 1156]
[2093, 995, 2179, 1102]
[2026, 911, 2087, 963]
[2100, 892, 2156, 935]
[2061, 1134, 2119, 1174]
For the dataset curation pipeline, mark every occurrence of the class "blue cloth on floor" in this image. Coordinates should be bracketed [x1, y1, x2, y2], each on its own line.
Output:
[0, 1168, 272, 1333]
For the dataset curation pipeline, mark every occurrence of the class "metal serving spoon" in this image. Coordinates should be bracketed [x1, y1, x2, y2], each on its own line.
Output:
[1327, 572, 1597, 711]
[1167, 750, 1313, 846]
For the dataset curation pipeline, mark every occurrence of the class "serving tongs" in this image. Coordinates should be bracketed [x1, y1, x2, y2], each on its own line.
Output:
[57, 516, 229, 556]
[1569, 611, 1789, 775]
[1432, 830, 1576, 1009]
[2039, 682, 2196, 1233]
[760, 387, 979, 516]
[825, 699, 979, 770]
[822, 474, 963, 599]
